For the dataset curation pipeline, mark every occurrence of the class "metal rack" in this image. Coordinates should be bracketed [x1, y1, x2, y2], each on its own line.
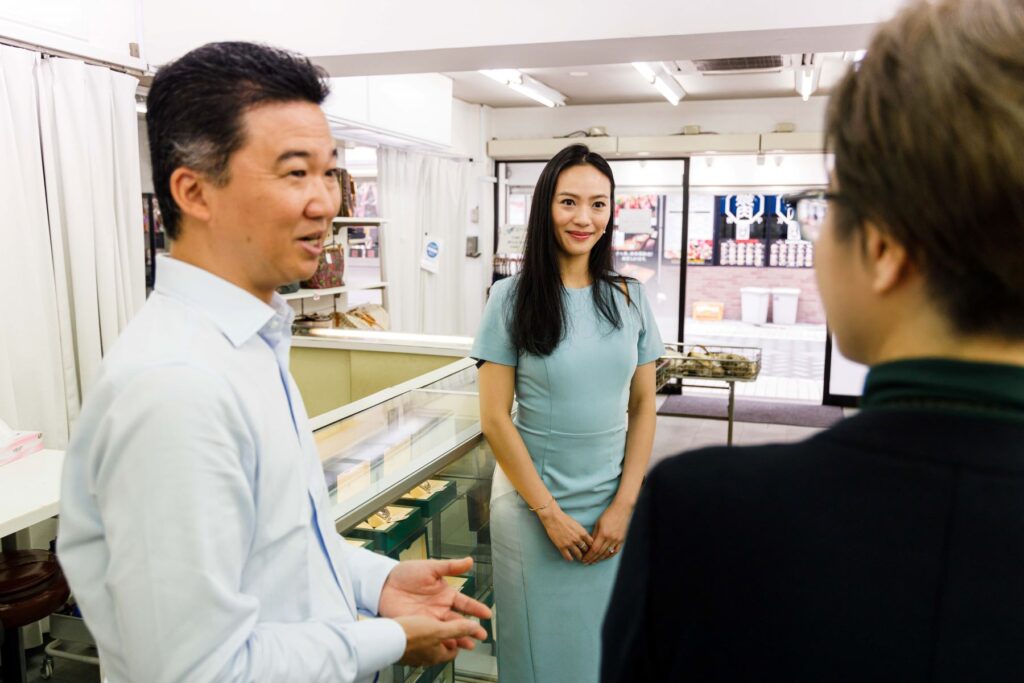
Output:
[658, 343, 763, 445]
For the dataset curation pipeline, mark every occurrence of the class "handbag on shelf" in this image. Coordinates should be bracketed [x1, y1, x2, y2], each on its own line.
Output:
[301, 243, 345, 289]
[337, 169, 356, 218]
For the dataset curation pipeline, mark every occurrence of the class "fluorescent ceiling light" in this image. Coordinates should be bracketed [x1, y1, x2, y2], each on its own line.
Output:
[135, 101, 147, 114]
[479, 69, 566, 107]
[480, 69, 522, 84]
[631, 62, 657, 82]
[794, 65, 820, 101]
[632, 62, 685, 106]
[652, 76, 683, 106]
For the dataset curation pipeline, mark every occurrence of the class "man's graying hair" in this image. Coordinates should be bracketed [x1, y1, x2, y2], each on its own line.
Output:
[146, 42, 330, 240]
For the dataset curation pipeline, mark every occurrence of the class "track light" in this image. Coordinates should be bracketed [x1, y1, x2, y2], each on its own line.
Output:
[479, 69, 567, 107]
[632, 62, 685, 106]
[794, 65, 820, 101]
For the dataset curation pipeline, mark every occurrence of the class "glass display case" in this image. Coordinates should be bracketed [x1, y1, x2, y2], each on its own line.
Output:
[311, 358, 497, 683]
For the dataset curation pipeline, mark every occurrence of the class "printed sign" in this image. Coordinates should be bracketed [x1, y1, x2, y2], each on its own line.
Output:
[421, 235, 442, 273]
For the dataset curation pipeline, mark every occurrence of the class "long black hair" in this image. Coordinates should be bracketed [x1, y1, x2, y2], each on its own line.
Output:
[509, 144, 632, 356]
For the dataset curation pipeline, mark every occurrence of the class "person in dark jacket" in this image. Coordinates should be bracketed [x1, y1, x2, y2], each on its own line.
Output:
[601, 0, 1024, 680]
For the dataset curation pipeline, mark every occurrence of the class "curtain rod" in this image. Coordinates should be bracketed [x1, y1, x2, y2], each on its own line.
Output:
[0, 36, 148, 77]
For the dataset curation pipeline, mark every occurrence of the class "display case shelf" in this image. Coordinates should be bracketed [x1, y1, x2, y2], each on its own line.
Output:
[311, 358, 498, 681]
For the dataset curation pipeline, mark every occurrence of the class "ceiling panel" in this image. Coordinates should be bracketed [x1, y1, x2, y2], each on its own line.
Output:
[447, 53, 853, 108]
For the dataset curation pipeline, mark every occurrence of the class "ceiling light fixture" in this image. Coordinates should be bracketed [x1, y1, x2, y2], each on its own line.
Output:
[794, 64, 820, 101]
[479, 69, 567, 107]
[631, 62, 685, 106]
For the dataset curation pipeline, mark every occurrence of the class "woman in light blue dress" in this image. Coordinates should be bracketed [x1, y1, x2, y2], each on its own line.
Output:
[473, 144, 663, 682]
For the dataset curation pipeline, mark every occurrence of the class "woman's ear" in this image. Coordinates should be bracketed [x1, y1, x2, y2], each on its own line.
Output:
[861, 221, 913, 296]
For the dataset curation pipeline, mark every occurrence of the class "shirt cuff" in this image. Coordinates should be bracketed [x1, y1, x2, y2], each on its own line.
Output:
[354, 552, 399, 615]
[352, 617, 406, 678]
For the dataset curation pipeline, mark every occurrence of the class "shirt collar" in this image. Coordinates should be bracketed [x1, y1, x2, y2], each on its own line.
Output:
[154, 254, 293, 348]
[861, 357, 1024, 421]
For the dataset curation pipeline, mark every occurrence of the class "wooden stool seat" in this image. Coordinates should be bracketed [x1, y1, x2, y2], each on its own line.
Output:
[0, 550, 69, 628]
[0, 550, 70, 683]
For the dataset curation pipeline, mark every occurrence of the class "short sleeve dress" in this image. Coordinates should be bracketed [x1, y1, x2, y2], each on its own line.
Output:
[471, 275, 663, 683]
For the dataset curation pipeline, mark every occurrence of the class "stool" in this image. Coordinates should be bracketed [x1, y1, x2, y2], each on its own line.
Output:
[0, 551, 70, 683]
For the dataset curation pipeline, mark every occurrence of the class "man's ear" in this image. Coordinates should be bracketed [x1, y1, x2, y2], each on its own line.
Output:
[862, 221, 912, 295]
[169, 167, 213, 225]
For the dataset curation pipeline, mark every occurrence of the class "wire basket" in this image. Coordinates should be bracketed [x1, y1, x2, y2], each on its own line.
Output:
[660, 343, 762, 382]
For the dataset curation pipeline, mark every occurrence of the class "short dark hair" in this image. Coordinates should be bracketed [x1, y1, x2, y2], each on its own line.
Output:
[146, 41, 330, 240]
[509, 144, 635, 356]
[826, 0, 1024, 339]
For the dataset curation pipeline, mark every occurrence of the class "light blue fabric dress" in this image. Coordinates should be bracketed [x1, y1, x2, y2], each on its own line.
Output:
[472, 275, 664, 683]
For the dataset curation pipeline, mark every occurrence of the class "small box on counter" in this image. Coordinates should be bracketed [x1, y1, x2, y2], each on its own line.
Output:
[397, 478, 458, 518]
[347, 505, 424, 554]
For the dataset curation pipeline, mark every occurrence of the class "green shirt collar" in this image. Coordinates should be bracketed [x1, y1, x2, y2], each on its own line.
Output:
[861, 358, 1024, 422]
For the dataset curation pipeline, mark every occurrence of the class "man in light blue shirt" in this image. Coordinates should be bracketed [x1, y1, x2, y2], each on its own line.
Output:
[57, 42, 489, 683]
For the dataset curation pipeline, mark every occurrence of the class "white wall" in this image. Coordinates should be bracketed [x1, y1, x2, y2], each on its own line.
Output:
[0, 0, 143, 69]
[491, 96, 830, 141]
[142, 0, 906, 71]
[690, 154, 829, 189]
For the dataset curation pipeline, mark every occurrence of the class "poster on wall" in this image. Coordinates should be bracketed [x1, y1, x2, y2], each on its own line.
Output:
[613, 194, 662, 283]
[497, 224, 527, 255]
[661, 192, 685, 266]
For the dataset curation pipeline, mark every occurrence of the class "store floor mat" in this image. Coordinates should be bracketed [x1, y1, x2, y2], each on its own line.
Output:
[658, 395, 844, 428]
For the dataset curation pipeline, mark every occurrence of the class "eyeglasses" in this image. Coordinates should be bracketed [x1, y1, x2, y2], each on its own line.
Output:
[781, 189, 842, 242]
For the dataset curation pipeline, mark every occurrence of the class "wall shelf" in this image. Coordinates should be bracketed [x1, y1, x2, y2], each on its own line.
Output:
[332, 217, 388, 226]
[282, 281, 388, 302]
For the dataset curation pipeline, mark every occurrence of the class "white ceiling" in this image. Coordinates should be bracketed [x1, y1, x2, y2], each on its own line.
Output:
[447, 53, 852, 108]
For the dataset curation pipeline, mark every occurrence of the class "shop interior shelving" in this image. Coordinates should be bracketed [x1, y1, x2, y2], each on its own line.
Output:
[281, 281, 388, 302]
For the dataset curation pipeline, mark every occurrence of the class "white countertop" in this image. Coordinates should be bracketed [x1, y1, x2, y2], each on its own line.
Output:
[293, 329, 473, 357]
[0, 449, 64, 538]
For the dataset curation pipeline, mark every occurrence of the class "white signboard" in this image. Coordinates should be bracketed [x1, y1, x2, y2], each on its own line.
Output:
[618, 208, 652, 234]
[688, 212, 714, 240]
[497, 224, 527, 255]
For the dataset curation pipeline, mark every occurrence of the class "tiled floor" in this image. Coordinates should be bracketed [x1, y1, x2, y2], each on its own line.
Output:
[679, 317, 828, 402]
[649, 405, 825, 470]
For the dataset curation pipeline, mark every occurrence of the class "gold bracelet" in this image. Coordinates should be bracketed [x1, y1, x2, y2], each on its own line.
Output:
[528, 495, 554, 512]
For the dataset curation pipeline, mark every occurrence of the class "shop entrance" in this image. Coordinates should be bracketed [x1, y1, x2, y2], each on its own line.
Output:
[680, 154, 829, 403]
[495, 154, 829, 404]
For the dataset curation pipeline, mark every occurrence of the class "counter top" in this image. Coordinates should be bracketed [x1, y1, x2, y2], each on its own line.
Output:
[0, 449, 64, 538]
[293, 329, 473, 357]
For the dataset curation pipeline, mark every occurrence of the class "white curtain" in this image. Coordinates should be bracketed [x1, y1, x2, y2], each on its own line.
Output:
[38, 57, 145, 403]
[0, 47, 143, 447]
[0, 46, 70, 447]
[378, 148, 471, 335]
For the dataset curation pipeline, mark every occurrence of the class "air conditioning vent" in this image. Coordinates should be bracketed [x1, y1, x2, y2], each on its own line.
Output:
[690, 56, 786, 74]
